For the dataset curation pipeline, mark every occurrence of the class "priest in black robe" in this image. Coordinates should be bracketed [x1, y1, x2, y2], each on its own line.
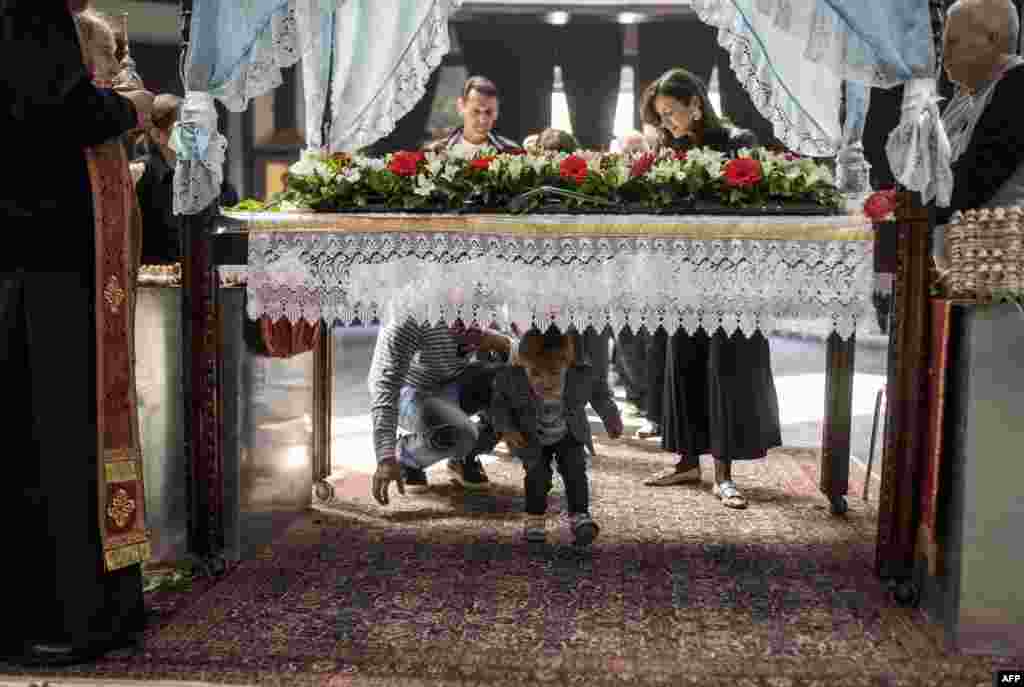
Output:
[0, 0, 153, 666]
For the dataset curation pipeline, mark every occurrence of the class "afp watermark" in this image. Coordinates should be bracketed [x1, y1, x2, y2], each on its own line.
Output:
[996, 670, 1024, 685]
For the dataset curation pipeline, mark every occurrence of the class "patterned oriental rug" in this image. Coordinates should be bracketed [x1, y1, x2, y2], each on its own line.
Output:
[3, 441, 1017, 687]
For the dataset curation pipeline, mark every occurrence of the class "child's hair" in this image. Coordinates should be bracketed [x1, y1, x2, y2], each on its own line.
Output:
[513, 328, 575, 366]
[536, 128, 578, 153]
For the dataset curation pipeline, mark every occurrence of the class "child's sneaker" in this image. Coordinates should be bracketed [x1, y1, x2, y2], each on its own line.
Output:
[523, 515, 547, 543]
[569, 513, 599, 546]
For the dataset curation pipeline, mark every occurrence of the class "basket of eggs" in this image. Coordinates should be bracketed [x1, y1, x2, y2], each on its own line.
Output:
[944, 207, 1024, 301]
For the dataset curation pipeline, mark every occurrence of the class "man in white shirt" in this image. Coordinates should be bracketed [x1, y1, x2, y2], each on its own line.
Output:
[424, 76, 523, 154]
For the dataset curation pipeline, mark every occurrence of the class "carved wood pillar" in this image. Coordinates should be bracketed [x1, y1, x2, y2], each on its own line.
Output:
[875, 192, 932, 579]
[181, 205, 224, 559]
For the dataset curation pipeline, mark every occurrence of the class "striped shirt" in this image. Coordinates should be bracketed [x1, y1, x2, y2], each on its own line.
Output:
[368, 318, 468, 463]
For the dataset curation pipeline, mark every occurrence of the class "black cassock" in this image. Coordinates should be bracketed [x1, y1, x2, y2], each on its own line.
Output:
[0, 1, 144, 662]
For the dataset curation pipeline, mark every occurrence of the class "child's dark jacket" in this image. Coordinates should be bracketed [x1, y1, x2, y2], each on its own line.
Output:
[489, 360, 621, 458]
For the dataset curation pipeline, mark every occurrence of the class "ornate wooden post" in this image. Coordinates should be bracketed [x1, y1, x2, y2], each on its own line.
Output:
[181, 204, 225, 563]
[178, 0, 225, 566]
[875, 191, 931, 583]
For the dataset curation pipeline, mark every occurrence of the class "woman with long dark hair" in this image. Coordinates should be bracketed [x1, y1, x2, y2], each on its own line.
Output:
[638, 68, 782, 509]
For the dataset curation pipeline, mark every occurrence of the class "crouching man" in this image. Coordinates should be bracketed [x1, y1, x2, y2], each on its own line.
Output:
[370, 317, 513, 505]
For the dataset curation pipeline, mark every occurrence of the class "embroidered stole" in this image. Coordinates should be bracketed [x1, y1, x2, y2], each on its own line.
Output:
[84, 139, 151, 572]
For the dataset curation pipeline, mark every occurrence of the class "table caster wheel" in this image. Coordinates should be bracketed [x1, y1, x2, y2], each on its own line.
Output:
[893, 581, 919, 606]
[313, 479, 335, 504]
[830, 495, 848, 515]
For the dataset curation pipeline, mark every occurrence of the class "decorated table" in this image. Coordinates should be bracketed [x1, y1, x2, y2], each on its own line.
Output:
[215, 208, 874, 514]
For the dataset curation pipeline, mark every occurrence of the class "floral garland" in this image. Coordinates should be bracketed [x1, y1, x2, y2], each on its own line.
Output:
[230, 145, 844, 214]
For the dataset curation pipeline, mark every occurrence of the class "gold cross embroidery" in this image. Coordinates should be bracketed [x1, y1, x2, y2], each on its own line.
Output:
[104, 275, 125, 314]
[107, 487, 136, 529]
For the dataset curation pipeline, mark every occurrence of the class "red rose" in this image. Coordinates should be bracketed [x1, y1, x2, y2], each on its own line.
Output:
[559, 155, 589, 185]
[388, 151, 425, 177]
[863, 189, 898, 221]
[630, 152, 655, 179]
[470, 156, 494, 171]
[673, 150, 688, 162]
[784, 152, 801, 161]
[507, 148, 527, 156]
[723, 158, 764, 187]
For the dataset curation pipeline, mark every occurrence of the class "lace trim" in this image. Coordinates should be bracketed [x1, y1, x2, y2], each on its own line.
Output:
[691, 0, 838, 156]
[213, 3, 303, 113]
[328, 0, 462, 152]
[245, 231, 873, 340]
[172, 92, 229, 216]
[692, 0, 937, 156]
[886, 79, 953, 207]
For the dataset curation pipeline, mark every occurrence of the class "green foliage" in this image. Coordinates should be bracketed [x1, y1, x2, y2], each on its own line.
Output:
[232, 147, 842, 215]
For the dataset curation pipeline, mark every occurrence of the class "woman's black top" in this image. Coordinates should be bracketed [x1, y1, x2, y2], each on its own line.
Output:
[665, 126, 758, 155]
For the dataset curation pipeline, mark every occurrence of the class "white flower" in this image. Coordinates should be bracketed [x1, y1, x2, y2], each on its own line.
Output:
[414, 174, 437, 197]
[312, 160, 335, 180]
[341, 167, 362, 184]
[359, 156, 386, 172]
[530, 156, 549, 175]
[288, 148, 322, 177]
[427, 157, 445, 176]
[686, 148, 725, 178]
[449, 142, 496, 160]
[505, 155, 525, 181]
[442, 162, 460, 182]
[586, 156, 603, 175]
[278, 200, 303, 212]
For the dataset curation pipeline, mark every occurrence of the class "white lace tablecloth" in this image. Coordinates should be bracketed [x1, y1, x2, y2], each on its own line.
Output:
[231, 212, 875, 340]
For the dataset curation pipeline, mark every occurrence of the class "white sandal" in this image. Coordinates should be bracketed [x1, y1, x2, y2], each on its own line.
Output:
[712, 480, 747, 509]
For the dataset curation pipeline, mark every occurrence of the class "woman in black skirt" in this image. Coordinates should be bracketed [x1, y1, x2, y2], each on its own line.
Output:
[637, 68, 782, 509]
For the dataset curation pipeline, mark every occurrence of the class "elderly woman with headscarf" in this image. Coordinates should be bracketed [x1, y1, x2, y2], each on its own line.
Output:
[933, 0, 1024, 264]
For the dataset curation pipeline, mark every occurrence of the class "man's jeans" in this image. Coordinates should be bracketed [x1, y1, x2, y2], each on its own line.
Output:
[396, 363, 499, 470]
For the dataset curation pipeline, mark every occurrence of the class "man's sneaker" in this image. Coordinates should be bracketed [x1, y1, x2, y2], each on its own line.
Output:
[400, 465, 429, 493]
[643, 464, 701, 487]
[569, 513, 600, 546]
[634, 420, 662, 439]
[523, 515, 547, 543]
[448, 457, 490, 490]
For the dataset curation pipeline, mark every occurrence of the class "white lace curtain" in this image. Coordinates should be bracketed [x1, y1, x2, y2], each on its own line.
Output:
[691, 0, 950, 204]
[174, 0, 463, 214]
